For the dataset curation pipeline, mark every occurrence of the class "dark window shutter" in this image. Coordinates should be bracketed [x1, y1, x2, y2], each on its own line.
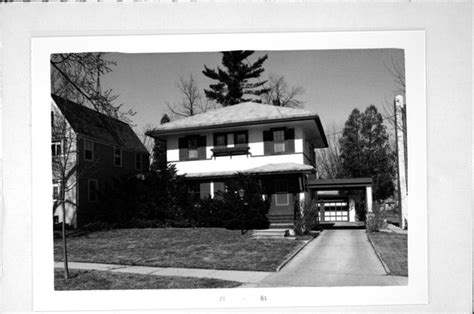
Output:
[285, 128, 295, 153]
[198, 136, 207, 160]
[263, 130, 273, 155]
[199, 182, 211, 199]
[178, 138, 187, 161]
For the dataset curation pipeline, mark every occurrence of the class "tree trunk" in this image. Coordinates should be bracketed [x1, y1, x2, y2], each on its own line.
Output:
[61, 200, 70, 279]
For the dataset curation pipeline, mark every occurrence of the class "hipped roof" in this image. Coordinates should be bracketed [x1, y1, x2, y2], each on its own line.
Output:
[147, 102, 327, 146]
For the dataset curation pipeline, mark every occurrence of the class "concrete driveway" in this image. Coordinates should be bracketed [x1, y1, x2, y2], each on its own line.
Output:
[251, 229, 408, 287]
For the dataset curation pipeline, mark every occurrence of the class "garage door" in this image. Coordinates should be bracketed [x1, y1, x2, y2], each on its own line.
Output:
[319, 201, 349, 222]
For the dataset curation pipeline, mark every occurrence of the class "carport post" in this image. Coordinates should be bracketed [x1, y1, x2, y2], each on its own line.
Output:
[365, 186, 373, 214]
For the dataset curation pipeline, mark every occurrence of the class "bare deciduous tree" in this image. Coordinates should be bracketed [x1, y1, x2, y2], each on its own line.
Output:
[51, 53, 136, 124]
[315, 126, 343, 179]
[51, 105, 97, 279]
[263, 74, 305, 107]
[167, 74, 217, 118]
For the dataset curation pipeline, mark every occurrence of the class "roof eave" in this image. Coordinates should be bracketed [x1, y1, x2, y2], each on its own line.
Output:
[147, 115, 322, 138]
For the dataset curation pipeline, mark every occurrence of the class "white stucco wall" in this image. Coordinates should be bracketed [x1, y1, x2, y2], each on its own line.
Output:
[166, 124, 311, 175]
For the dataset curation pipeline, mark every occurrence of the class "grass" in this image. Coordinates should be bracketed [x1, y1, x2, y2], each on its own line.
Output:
[54, 228, 307, 272]
[54, 269, 241, 290]
[367, 232, 408, 277]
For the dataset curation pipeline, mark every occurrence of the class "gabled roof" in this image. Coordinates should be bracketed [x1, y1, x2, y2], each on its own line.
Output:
[52, 95, 148, 153]
[147, 102, 326, 142]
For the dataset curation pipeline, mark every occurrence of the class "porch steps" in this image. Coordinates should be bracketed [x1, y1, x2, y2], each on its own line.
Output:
[267, 214, 294, 224]
[269, 222, 295, 229]
[252, 228, 295, 239]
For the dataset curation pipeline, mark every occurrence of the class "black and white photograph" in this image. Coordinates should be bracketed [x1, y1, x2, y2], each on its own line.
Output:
[0, 4, 468, 310]
[50, 47, 409, 290]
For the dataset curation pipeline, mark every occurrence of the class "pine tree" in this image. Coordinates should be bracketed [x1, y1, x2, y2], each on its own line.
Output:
[202, 51, 270, 106]
[339, 105, 396, 201]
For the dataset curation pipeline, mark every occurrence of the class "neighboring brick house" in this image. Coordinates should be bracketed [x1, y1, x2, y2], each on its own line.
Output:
[51, 95, 149, 227]
[146, 102, 329, 226]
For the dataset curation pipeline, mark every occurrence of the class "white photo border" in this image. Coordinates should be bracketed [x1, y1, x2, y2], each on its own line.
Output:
[32, 31, 427, 311]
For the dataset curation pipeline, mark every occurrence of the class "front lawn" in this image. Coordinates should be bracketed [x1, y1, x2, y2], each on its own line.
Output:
[367, 232, 408, 277]
[54, 228, 307, 272]
[55, 269, 241, 290]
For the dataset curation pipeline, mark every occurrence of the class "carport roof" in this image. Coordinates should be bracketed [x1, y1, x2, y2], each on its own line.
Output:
[308, 177, 373, 189]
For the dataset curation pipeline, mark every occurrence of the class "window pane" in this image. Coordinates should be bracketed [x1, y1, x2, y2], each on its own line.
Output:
[188, 149, 198, 159]
[236, 132, 247, 145]
[273, 130, 285, 142]
[215, 135, 226, 146]
[188, 137, 197, 149]
[84, 140, 93, 160]
[274, 142, 285, 153]
[114, 148, 122, 166]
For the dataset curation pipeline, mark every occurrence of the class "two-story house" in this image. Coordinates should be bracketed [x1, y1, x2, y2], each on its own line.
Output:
[51, 95, 149, 227]
[146, 102, 328, 226]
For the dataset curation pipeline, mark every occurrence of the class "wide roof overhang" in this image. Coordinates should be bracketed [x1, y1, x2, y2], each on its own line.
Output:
[307, 177, 373, 190]
[147, 116, 328, 148]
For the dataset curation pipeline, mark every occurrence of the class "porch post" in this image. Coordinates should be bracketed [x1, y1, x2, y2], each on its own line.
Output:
[365, 186, 373, 214]
[210, 181, 214, 199]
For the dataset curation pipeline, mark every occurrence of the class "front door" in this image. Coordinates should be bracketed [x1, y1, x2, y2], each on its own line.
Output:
[268, 178, 294, 216]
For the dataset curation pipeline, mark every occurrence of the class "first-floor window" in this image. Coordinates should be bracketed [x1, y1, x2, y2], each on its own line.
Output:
[88, 179, 99, 202]
[114, 147, 122, 167]
[53, 179, 61, 201]
[135, 153, 142, 171]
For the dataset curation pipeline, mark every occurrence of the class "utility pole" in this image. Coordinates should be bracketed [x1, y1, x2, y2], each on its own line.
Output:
[394, 95, 408, 229]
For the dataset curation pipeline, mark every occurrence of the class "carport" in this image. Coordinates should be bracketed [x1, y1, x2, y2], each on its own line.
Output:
[307, 177, 373, 223]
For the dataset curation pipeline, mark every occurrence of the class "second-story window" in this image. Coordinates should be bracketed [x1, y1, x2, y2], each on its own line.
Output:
[51, 141, 62, 157]
[273, 130, 286, 153]
[214, 133, 227, 147]
[234, 131, 248, 147]
[84, 139, 94, 161]
[135, 153, 142, 171]
[187, 137, 198, 159]
[179, 136, 206, 161]
[114, 147, 122, 167]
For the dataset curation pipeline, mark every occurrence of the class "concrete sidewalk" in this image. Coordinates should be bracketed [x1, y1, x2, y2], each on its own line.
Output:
[54, 261, 273, 284]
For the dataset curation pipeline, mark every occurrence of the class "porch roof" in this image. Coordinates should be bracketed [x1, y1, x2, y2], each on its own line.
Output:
[182, 163, 314, 179]
[307, 177, 373, 190]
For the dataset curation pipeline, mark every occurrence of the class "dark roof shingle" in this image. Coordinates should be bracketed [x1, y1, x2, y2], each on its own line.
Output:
[52, 94, 148, 153]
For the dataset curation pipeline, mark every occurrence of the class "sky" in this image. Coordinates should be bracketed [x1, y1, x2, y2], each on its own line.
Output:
[101, 49, 405, 139]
